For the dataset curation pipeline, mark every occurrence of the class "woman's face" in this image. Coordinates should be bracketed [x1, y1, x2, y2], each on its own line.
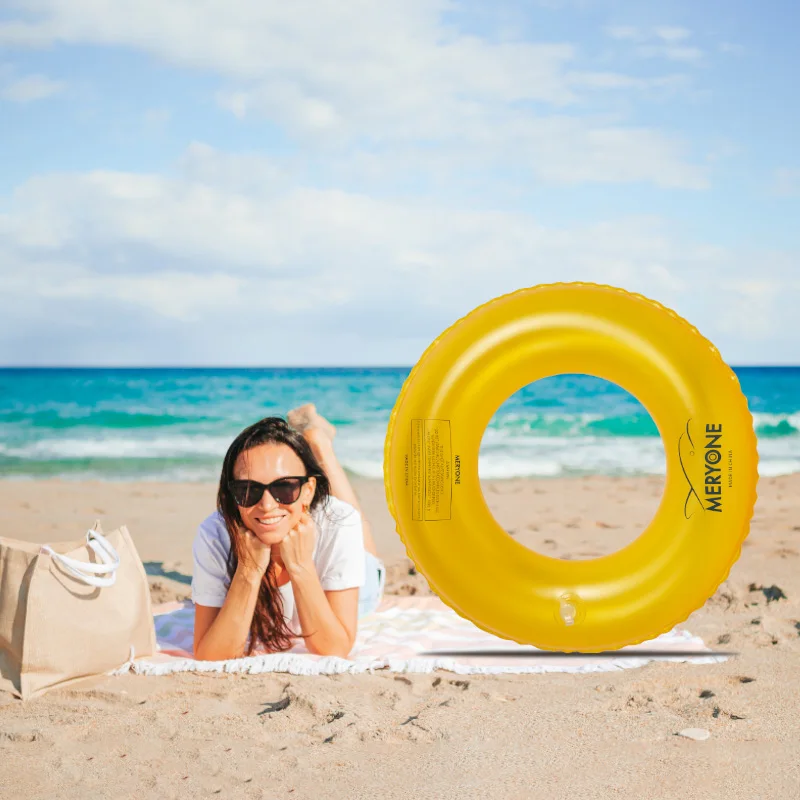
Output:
[233, 442, 316, 546]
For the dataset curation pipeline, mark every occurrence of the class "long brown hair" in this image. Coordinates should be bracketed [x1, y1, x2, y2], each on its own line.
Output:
[217, 416, 332, 655]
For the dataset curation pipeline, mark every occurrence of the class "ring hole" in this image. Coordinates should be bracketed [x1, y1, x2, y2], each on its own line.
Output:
[478, 374, 666, 561]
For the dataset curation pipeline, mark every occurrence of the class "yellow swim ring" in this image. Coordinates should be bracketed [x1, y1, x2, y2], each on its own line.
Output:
[383, 283, 758, 653]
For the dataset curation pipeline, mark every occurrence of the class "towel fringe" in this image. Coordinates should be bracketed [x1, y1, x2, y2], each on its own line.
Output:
[121, 603, 728, 679]
[110, 644, 137, 676]
[113, 650, 728, 678]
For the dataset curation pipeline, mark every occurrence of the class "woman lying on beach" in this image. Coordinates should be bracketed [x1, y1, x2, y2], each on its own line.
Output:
[191, 404, 385, 660]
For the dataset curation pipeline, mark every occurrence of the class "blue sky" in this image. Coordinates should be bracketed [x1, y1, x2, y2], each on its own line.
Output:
[1, 0, 798, 366]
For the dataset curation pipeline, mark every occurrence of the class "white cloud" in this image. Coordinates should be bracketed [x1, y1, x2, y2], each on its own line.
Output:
[719, 42, 745, 56]
[0, 145, 796, 364]
[2, 134, 707, 290]
[605, 25, 642, 41]
[654, 27, 691, 43]
[566, 71, 687, 91]
[2, 260, 243, 322]
[772, 168, 800, 197]
[142, 107, 171, 132]
[646, 263, 686, 292]
[0, 72, 65, 102]
[0, 1, 706, 189]
[0, 5, 792, 365]
[636, 44, 703, 63]
[605, 24, 703, 62]
[210, 83, 708, 192]
[0, 2, 579, 103]
[714, 280, 783, 340]
[0, 20, 56, 48]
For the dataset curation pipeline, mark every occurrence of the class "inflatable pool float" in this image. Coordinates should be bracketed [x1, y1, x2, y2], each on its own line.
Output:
[383, 283, 758, 652]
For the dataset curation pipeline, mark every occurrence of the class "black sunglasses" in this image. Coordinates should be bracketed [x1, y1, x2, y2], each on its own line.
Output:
[230, 475, 313, 507]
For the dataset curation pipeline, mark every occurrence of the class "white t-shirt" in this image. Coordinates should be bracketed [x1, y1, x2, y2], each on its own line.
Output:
[191, 495, 366, 636]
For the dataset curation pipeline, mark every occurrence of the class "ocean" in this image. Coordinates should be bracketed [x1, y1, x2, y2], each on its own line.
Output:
[0, 367, 798, 482]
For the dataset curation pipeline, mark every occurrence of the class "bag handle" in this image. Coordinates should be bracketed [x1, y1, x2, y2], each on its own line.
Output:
[41, 529, 121, 588]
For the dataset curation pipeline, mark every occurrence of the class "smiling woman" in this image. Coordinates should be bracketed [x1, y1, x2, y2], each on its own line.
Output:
[191, 408, 385, 661]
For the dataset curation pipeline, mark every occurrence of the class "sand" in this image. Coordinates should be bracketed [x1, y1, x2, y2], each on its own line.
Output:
[1, 474, 799, 799]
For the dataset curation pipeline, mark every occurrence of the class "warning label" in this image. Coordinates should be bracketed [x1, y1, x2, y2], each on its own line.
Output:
[410, 419, 452, 521]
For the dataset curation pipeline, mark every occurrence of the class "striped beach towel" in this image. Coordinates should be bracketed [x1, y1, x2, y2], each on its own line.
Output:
[110, 596, 729, 678]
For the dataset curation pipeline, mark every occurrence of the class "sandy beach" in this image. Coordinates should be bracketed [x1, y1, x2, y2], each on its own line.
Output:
[2, 474, 800, 799]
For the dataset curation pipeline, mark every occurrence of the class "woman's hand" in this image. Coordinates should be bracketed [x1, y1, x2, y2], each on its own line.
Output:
[280, 508, 317, 577]
[238, 523, 272, 579]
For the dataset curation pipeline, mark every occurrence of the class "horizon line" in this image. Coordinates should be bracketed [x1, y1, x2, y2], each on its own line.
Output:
[1, 364, 799, 370]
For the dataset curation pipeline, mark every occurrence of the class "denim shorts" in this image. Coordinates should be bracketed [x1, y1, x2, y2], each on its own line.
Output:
[358, 551, 386, 618]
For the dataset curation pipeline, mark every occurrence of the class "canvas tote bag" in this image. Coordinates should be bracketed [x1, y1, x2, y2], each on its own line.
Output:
[0, 520, 157, 700]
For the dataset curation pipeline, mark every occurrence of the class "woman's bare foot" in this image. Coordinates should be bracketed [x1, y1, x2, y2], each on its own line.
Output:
[288, 403, 378, 557]
[287, 403, 336, 442]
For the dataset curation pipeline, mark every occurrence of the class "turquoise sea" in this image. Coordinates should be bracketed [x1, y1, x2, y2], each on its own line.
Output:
[0, 367, 798, 482]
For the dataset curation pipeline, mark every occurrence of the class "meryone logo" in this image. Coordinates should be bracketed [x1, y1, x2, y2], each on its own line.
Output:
[678, 419, 723, 519]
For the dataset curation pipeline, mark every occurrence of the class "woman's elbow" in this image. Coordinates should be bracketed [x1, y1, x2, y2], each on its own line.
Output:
[194, 646, 217, 662]
[193, 638, 245, 662]
[193, 641, 216, 661]
[308, 637, 355, 659]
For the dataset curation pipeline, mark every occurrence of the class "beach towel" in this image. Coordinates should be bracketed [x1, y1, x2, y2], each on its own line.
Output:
[110, 595, 729, 678]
